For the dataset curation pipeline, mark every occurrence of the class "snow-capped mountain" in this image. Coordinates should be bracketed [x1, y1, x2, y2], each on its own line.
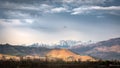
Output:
[52, 40, 94, 49]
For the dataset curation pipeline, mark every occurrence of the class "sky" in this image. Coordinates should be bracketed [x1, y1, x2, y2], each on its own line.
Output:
[0, 0, 120, 45]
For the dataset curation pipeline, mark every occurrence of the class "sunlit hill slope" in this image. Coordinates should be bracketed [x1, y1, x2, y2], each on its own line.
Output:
[46, 49, 96, 61]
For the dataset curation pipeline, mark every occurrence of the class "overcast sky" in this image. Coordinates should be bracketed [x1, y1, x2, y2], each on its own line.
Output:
[0, 0, 120, 45]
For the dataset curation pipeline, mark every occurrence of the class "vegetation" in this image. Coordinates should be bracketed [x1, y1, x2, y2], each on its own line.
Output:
[0, 59, 120, 68]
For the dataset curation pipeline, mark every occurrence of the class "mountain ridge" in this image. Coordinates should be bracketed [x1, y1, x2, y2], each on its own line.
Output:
[0, 37, 120, 60]
[70, 37, 120, 60]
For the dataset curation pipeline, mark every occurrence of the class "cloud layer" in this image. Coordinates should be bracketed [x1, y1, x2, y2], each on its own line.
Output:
[71, 6, 120, 15]
[0, 0, 120, 44]
[0, 0, 119, 19]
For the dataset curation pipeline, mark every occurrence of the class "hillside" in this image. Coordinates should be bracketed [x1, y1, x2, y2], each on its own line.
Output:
[46, 49, 95, 61]
[0, 44, 51, 56]
[70, 38, 120, 60]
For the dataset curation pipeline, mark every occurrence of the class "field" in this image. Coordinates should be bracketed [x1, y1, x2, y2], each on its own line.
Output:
[0, 59, 120, 68]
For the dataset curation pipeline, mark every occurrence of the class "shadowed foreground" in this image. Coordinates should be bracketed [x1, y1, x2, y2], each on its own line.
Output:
[0, 59, 120, 68]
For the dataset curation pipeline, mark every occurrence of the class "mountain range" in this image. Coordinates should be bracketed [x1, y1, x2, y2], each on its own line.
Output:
[70, 38, 120, 60]
[0, 37, 120, 60]
[0, 44, 51, 56]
